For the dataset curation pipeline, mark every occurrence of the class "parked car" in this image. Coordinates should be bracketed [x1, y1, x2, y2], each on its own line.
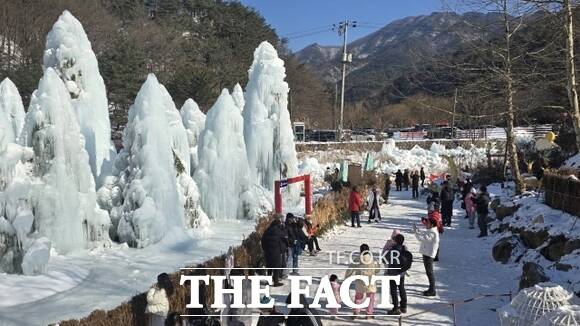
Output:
[306, 129, 338, 142]
[350, 130, 376, 141]
[426, 127, 460, 139]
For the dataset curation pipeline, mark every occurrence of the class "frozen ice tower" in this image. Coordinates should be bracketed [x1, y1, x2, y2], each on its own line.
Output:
[180, 99, 206, 174]
[104, 74, 186, 247]
[195, 89, 255, 220]
[19, 68, 110, 254]
[43, 10, 114, 186]
[0, 78, 25, 144]
[243, 41, 299, 203]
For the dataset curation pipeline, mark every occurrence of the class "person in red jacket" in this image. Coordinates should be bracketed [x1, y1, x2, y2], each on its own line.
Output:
[349, 186, 363, 228]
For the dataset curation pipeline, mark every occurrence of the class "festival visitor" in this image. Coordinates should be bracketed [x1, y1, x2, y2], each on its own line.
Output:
[475, 186, 491, 238]
[385, 234, 409, 315]
[395, 169, 403, 191]
[440, 181, 454, 227]
[411, 171, 420, 199]
[349, 186, 363, 228]
[344, 244, 380, 319]
[261, 217, 287, 286]
[367, 185, 382, 223]
[413, 218, 440, 297]
[146, 273, 173, 326]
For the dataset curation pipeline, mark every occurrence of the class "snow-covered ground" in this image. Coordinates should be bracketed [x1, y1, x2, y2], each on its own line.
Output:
[266, 190, 518, 325]
[0, 220, 255, 326]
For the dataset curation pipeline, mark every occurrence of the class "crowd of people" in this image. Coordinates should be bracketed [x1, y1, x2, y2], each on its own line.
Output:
[143, 165, 494, 325]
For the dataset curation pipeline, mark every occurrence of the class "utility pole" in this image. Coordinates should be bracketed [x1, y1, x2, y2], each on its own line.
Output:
[333, 82, 338, 130]
[334, 20, 356, 141]
[451, 88, 458, 139]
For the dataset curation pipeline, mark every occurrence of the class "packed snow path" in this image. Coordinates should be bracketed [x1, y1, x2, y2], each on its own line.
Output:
[270, 190, 519, 325]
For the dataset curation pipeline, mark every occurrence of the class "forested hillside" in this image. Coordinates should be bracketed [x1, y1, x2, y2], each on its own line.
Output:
[296, 10, 579, 130]
[0, 0, 334, 138]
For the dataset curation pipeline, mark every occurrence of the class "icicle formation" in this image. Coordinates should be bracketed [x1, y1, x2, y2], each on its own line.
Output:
[159, 85, 208, 231]
[0, 135, 38, 274]
[195, 89, 255, 220]
[243, 41, 299, 203]
[160, 85, 191, 175]
[19, 68, 110, 254]
[180, 99, 206, 175]
[43, 10, 115, 186]
[107, 74, 185, 247]
[499, 282, 573, 326]
[0, 78, 25, 144]
[231, 83, 245, 112]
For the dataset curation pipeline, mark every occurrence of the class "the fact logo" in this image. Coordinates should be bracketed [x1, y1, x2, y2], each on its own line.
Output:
[179, 274, 401, 310]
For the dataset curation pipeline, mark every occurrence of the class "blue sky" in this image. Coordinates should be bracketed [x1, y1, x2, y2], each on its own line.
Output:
[240, 0, 444, 52]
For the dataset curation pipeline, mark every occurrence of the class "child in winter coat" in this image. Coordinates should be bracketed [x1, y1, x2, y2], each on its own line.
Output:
[146, 273, 173, 326]
[382, 229, 401, 254]
[329, 274, 342, 318]
[413, 218, 440, 296]
[465, 188, 477, 229]
[345, 244, 380, 319]
[306, 218, 321, 255]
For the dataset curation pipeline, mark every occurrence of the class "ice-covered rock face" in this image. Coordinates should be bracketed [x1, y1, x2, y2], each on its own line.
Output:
[108, 74, 186, 247]
[19, 68, 110, 254]
[195, 89, 255, 220]
[231, 83, 245, 112]
[0, 78, 25, 144]
[43, 10, 114, 186]
[180, 99, 206, 174]
[243, 41, 299, 204]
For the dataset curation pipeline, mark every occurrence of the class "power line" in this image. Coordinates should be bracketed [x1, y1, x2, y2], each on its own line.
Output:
[285, 28, 334, 40]
[283, 24, 334, 37]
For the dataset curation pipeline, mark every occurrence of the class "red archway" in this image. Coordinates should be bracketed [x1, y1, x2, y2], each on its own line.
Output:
[274, 175, 312, 215]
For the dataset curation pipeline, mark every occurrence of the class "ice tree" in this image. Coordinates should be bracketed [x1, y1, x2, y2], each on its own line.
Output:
[180, 98, 206, 175]
[243, 41, 299, 203]
[0, 78, 25, 144]
[103, 75, 188, 247]
[43, 10, 115, 186]
[231, 83, 245, 112]
[195, 89, 255, 220]
[19, 68, 110, 254]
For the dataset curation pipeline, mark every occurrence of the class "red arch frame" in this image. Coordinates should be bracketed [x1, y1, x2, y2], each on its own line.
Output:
[274, 175, 312, 215]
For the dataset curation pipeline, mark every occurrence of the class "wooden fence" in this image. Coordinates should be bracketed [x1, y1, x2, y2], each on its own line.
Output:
[543, 172, 580, 217]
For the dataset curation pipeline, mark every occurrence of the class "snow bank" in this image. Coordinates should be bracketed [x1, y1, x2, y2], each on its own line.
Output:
[180, 98, 206, 174]
[231, 83, 245, 112]
[243, 41, 299, 205]
[0, 78, 25, 144]
[103, 74, 186, 247]
[43, 10, 114, 186]
[195, 89, 255, 220]
[20, 68, 110, 254]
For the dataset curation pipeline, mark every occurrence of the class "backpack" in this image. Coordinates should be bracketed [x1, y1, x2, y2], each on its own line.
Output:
[399, 249, 413, 273]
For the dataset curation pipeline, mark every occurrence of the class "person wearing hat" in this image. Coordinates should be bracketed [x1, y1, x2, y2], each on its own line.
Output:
[413, 217, 440, 297]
